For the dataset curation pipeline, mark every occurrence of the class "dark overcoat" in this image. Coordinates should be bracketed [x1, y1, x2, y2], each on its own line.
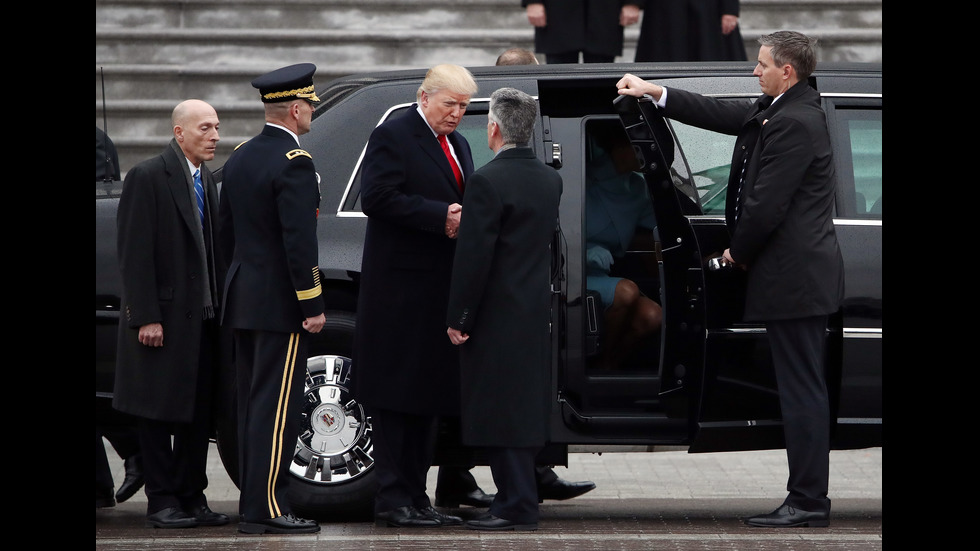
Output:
[113, 140, 221, 423]
[446, 147, 562, 448]
[664, 81, 844, 321]
[351, 108, 473, 415]
[522, 0, 640, 57]
[218, 125, 324, 333]
[634, 0, 747, 62]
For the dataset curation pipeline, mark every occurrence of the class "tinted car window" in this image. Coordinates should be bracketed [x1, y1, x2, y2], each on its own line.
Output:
[668, 121, 736, 216]
[667, 102, 883, 219]
[834, 108, 882, 218]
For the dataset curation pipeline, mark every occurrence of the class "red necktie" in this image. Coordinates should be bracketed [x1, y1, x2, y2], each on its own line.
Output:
[438, 134, 463, 192]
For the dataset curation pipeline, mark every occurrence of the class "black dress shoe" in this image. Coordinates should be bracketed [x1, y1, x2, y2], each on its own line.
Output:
[96, 486, 115, 509]
[239, 513, 320, 534]
[745, 504, 830, 527]
[418, 506, 463, 526]
[146, 507, 198, 529]
[465, 514, 537, 531]
[374, 506, 441, 528]
[434, 488, 494, 508]
[537, 478, 596, 502]
[188, 504, 230, 526]
[115, 455, 144, 503]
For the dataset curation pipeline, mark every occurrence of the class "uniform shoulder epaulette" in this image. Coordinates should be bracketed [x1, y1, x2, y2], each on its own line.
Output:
[286, 148, 312, 160]
[233, 140, 249, 151]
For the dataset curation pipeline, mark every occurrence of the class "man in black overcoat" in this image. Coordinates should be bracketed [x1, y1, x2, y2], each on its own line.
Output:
[219, 63, 326, 535]
[617, 31, 844, 527]
[114, 99, 229, 528]
[522, 0, 641, 64]
[352, 64, 478, 528]
[447, 87, 563, 531]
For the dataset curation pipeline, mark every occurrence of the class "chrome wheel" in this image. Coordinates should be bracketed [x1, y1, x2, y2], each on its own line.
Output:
[291, 354, 374, 485]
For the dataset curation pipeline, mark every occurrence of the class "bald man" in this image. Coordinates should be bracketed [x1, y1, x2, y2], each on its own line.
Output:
[114, 99, 229, 529]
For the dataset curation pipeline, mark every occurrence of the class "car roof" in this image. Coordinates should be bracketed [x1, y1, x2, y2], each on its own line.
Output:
[315, 61, 882, 112]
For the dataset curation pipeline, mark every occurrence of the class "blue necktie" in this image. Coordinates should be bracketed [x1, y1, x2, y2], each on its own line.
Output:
[193, 169, 205, 226]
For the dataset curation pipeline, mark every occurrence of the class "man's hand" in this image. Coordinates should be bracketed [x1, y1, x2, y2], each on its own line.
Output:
[303, 313, 326, 334]
[722, 248, 747, 270]
[526, 3, 546, 27]
[446, 203, 462, 238]
[620, 4, 640, 26]
[721, 15, 738, 35]
[616, 73, 663, 101]
[447, 327, 469, 345]
[138, 323, 164, 347]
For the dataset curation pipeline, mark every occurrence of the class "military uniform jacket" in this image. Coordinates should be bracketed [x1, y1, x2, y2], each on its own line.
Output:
[218, 125, 324, 333]
[113, 140, 221, 423]
[664, 81, 844, 321]
[522, 0, 640, 57]
[351, 108, 473, 416]
[446, 146, 562, 448]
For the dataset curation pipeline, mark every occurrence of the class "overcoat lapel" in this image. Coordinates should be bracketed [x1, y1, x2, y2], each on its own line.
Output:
[409, 110, 465, 198]
[163, 142, 199, 237]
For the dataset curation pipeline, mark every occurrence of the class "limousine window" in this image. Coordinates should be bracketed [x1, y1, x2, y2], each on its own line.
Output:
[832, 106, 882, 218]
[661, 101, 882, 220]
[667, 120, 736, 216]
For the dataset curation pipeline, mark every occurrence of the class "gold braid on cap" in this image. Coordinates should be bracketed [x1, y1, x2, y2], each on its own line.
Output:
[263, 84, 320, 102]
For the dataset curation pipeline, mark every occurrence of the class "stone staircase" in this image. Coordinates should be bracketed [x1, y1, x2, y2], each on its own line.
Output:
[95, 0, 882, 175]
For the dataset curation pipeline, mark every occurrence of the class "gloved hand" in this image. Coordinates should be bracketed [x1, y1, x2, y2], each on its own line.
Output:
[586, 245, 613, 272]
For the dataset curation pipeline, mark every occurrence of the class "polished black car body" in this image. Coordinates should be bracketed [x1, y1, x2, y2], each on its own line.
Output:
[95, 61, 882, 518]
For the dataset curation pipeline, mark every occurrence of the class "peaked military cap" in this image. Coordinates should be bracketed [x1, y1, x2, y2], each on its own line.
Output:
[251, 63, 321, 104]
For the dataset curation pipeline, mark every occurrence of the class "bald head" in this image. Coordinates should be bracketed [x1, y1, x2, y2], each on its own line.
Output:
[172, 99, 216, 129]
[172, 99, 220, 166]
[495, 48, 539, 66]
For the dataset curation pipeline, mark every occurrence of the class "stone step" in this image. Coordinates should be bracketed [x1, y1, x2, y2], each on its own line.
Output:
[96, 0, 530, 31]
[95, 0, 882, 175]
[96, 27, 538, 68]
[96, 0, 882, 32]
[96, 26, 880, 66]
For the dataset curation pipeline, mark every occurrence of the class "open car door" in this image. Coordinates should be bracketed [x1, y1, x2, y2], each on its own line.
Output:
[612, 95, 706, 422]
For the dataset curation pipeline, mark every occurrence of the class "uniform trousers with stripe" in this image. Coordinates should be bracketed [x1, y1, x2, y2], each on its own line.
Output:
[234, 329, 309, 521]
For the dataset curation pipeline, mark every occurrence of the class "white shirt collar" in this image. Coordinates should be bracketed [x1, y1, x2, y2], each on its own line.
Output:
[266, 122, 301, 146]
[185, 157, 200, 177]
[417, 105, 459, 162]
[416, 104, 438, 137]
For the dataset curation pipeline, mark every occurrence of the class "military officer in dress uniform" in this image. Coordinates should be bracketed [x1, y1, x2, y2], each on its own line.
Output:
[218, 63, 326, 535]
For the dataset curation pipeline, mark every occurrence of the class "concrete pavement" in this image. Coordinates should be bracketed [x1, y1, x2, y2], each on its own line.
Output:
[97, 443, 881, 549]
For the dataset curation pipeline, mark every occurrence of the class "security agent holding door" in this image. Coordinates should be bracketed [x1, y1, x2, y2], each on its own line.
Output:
[218, 63, 325, 535]
[617, 30, 844, 527]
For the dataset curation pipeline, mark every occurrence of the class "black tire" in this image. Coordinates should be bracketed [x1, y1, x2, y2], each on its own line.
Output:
[213, 311, 376, 521]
